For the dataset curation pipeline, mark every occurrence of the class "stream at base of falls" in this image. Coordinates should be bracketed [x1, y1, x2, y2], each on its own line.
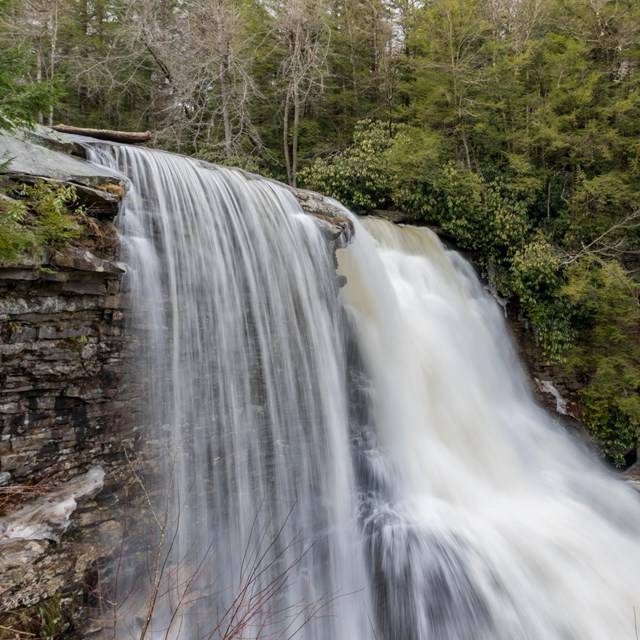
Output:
[84, 141, 640, 640]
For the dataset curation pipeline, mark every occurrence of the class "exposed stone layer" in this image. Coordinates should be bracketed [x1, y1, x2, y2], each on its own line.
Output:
[0, 266, 130, 485]
[0, 250, 142, 617]
[0, 129, 140, 627]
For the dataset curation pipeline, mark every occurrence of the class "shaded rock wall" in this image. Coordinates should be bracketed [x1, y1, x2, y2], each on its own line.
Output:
[0, 129, 142, 628]
[0, 255, 143, 617]
[507, 315, 592, 443]
[0, 266, 132, 487]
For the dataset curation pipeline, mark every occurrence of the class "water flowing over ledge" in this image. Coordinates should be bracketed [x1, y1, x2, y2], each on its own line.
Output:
[79, 142, 640, 640]
[84, 142, 371, 639]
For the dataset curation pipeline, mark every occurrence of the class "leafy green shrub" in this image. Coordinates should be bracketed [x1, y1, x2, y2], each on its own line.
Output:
[425, 162, 485, 245]
[412, 163, 532, 266]
[0, 195, 35, 261]
[0, 181, 83, 263]
[22, 181, 83, 247]
[563, 258, 640, 464]
[509, 235, 575, 361]
[298, 119, 396, 209]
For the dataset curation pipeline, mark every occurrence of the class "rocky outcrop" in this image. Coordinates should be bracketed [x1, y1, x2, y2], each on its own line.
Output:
[0, 128, 119, 187]
[286, 185, 355, 248]
[0, 266, 139, 632]
[507, 314, 592, 443]
[0, 469, 122, 616]
[0, 258, 132, 486]
[0, 129, 142, 633]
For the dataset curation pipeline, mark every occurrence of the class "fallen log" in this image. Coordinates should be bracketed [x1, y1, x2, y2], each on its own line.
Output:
[51, 124, 152, 144]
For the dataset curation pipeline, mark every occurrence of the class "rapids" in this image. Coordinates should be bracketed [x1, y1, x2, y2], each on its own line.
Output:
[83, 142, 640, 640]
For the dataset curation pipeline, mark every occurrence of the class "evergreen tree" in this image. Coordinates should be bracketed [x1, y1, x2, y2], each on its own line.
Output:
[0, 0, 58, 129]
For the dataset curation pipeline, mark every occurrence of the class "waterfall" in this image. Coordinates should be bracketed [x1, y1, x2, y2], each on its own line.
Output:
[85, 143, 370, 639]
[84, 143, 640, 640]
[342, 217, 640, 640]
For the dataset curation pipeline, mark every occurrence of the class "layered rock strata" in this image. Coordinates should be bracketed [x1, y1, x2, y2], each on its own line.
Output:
[0, 129, 139, 629]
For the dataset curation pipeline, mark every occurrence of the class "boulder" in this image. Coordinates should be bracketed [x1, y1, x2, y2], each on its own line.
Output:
[0, 129, 123, 191]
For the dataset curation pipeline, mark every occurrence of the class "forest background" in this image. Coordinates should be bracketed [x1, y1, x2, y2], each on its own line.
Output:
[1, 0, 639, 465]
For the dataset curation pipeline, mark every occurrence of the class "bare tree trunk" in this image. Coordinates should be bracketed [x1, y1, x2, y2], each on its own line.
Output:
[36, 48, 44, 125]
[219, 63, 233, 158]
[350, 38, 358, 114]
[292, 89, 300, 187]
[81, 0, 89, 36]
[48, 0, 59, 127]
[214, 0, 234, 159]
[274, 0, 329, 186]
[51, 124, 152, 143]
[462, 131, 472, 170]
[283, 96, 292, 185]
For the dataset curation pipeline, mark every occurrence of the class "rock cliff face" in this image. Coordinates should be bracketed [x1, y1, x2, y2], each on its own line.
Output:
[507, 315, 589, 439]
[0, 129, 140, 634]
[0, 267, 131, 487]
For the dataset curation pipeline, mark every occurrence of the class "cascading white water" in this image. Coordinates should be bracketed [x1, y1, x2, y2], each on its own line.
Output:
[342, 217, 640, 640]
[84, 143, 371, 639]
[82, 141, 640, 640]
